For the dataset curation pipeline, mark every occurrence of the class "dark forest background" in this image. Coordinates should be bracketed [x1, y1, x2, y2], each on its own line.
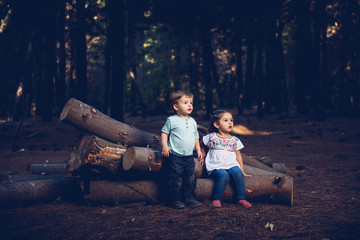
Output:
[0, 0, 359, 123]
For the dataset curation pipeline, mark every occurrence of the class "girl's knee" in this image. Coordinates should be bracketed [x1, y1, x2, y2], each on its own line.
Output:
[218, 172, 230, 183]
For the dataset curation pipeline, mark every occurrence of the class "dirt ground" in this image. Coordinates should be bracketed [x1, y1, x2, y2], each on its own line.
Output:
[0, 112, 360, 240]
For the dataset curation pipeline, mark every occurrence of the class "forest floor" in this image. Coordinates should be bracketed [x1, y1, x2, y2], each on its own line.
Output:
[0, 111, 360, 240]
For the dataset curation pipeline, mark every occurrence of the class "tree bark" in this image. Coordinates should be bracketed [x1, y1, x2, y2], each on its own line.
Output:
[85, 174, 293, 206]
[60, 98, 161, 148]
[29, 163, 67, 175]
[67, 134, 126, 175]
[0, 174, 83, 206]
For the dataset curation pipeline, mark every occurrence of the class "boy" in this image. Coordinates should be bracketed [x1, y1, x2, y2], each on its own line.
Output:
[161, 90, 203, 209]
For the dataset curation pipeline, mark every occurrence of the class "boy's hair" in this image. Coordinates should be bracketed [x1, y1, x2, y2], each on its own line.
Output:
[208, 109, 232, 133]
[169, 90, 193, 106]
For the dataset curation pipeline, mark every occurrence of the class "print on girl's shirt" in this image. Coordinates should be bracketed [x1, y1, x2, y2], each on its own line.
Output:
[207, 133, 238, 152]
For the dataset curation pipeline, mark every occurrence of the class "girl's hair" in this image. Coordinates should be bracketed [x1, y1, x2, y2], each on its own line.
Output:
[169, 90, 193, 106]
[208, 109, 232, 133]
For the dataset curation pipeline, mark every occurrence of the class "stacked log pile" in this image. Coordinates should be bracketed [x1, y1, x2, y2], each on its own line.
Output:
[61, 98, 294, 206]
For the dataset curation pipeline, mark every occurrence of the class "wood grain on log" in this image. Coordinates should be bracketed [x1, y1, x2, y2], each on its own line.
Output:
[67, 135, 126, 175]
[60, 98, 161, 148]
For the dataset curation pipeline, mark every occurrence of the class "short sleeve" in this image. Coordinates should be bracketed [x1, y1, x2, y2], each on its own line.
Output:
[234, 137, 244, 151]
[202, 134, 210, 146]
[161, 118, 171, 134]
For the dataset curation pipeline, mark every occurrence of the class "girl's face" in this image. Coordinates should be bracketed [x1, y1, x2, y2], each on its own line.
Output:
[214, 112, 234, 134]
[173, 95, 193, 118]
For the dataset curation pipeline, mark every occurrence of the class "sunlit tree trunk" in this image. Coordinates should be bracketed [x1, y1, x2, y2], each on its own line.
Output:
[108, 0, 125, 121]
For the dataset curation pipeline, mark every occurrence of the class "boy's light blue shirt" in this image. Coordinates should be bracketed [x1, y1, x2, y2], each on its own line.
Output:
[161, 115, 199, 157]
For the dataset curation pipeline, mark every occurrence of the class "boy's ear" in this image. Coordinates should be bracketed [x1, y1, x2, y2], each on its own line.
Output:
[173, 104, 179, 111]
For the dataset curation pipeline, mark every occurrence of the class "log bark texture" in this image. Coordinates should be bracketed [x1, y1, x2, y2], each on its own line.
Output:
[85, 173, 293, 206]
[0, 174, 83, 206]
[122, 146, 204, 177]
[60, 98, 161, 148]
[67, 135, 126, 175]
[242, 154, 279, 173]
[29, 163, 67, 175]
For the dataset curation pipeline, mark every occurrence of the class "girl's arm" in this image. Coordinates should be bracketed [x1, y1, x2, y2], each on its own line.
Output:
[235, 150, 252, 177]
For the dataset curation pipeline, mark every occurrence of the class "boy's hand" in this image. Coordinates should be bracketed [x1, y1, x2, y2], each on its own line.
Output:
[244, 173, 252, 178]
[161, 146, 171, 157]
[196, 150, 204, 166]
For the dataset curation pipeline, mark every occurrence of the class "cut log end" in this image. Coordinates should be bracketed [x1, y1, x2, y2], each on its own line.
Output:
[59, 97, 75, 121]
[122, 147, 136, 171]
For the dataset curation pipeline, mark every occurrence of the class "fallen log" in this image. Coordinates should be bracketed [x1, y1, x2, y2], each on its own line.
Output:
[0, 174, 84, 207]
[85, 173, 293, 206]
[242, 154, 281, 173]
[122, 146, 204, 177]
[60, 98, 161, 148]
[29, 163, 67, 175]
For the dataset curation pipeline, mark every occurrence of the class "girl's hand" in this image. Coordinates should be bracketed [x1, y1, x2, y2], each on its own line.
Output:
[161, 147, 171, 157]
[196, 150, 204, 166]
[244, 173, 252, 178]
[198, 158, 205, 167]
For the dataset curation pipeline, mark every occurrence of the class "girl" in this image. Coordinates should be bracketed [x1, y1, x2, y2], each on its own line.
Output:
[202, 110, 252, 208]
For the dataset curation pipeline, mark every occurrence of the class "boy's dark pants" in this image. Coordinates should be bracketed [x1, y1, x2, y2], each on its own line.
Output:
[166, 154, 196, 203]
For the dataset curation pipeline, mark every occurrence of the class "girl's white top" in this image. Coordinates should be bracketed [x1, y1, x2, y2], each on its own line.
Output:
[202, 132, 244, 175]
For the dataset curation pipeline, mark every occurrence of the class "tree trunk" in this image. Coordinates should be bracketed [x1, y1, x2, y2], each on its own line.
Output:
[60, 98, 161, 148]
[74, 0, 87, 102]
[108, 0, 125, 121]
[85, 174, 293, 206]
[55, 0, 66, 112]
[122, 146, 204, 177]
[67, 134, 126, 175]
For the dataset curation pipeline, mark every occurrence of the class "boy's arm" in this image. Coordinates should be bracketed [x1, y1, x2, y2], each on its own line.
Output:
[195, 139, 203, 163]
[161, 132, 171, 157]
[235, 150, 252, 177]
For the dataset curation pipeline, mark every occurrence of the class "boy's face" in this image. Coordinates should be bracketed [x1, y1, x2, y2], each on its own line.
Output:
[173, 95, 193, 117]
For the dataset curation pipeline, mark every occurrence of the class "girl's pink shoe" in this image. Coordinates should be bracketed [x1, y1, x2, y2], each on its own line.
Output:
[210, 200, 222, 208]
[238, 200, 252, 208]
